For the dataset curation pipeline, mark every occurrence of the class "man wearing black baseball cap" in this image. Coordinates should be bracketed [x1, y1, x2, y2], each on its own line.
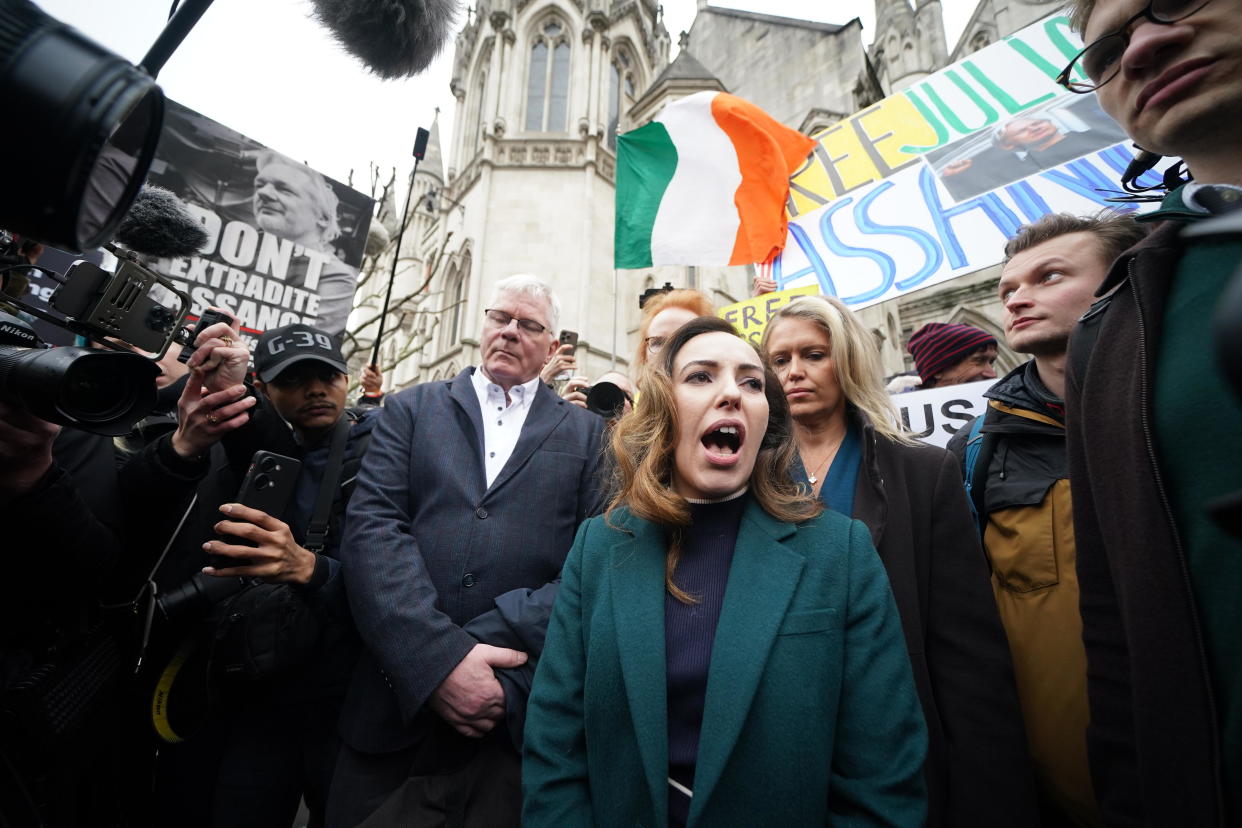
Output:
[150, 321, 379, 828]
[252, 323, 352, 442]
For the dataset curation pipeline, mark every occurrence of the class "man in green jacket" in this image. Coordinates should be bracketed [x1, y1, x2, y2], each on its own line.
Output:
[1059, 0, 1242, 823]
[949, 212, 1146, 827]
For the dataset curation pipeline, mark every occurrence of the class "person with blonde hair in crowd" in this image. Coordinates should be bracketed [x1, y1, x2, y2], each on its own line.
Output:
[524, 315, 927, 827]
[761, 295, 1038, 827]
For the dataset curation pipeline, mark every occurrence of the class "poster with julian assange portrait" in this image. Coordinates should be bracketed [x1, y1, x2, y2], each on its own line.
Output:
[144, 100, 374, 338]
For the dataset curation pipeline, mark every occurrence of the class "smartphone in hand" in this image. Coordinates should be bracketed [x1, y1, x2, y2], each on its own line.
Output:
[213, 451, 302, 567]
[555, 330, 579, 382]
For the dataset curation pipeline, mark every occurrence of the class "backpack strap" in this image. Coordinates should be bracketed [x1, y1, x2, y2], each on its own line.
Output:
[303, 416, 351, 555]
[962, 410, 998, 539]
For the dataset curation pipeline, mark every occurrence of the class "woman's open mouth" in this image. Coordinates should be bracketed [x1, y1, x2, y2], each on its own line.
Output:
[701, 422, 744, 465]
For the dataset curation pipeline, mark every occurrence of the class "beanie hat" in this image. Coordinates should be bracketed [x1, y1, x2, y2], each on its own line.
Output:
[907, 322, 997, 383]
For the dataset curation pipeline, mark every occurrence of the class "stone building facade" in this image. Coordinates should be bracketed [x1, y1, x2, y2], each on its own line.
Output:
[351, 0, 1066, 388]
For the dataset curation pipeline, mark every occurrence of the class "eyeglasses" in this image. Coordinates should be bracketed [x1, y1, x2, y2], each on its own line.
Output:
[484, 308, 548, 336]
[1057, 0, 1213, 92]
[644, 335, 667, 355]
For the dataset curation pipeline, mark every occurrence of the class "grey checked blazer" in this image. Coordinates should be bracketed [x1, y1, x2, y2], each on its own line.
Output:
[338, 368, 606, 753]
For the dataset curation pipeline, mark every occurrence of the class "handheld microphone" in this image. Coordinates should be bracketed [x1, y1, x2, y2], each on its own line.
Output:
[310, 0, 462, 79]
[113, 186, 209, 259]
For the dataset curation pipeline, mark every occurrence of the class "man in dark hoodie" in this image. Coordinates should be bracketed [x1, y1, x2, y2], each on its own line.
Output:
[948, 211, 1147, 827]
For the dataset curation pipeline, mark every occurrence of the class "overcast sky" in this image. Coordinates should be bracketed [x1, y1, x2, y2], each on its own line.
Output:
[37, 0, 978, 198]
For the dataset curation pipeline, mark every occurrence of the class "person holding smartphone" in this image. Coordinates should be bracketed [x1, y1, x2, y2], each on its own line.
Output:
[143, 323, 380, 828]
[540, 329, 579, 387]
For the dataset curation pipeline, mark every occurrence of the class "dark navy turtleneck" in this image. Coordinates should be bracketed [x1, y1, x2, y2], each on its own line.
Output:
[665, 488, 747, 826]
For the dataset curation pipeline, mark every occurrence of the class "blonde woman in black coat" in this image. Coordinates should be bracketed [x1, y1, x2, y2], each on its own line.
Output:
[762, 295, 1039, 827]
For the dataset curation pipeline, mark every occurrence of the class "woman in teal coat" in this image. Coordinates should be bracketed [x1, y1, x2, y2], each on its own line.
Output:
[523, 316, 927, 827]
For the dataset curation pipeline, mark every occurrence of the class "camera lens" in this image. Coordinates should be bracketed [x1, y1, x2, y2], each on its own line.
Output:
[259, 457, 278, 472]
[585, 381, 628, 419]
[0, 345, 157, 435]
[253, 474, 272, 490]
[61, 375, 120, 419]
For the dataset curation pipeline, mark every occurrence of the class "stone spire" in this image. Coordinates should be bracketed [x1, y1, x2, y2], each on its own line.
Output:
[418, 107, 445, 185]
[874, 0, 914, 24]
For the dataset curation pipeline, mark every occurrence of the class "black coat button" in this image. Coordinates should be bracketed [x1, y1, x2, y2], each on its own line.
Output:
[462, 573, 476, 587]
[476, 506, 488, 519]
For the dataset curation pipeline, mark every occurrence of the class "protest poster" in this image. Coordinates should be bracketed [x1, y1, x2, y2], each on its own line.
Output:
[719, 285, 819, 345]
[773, 13, 1165, 312]
[144, 101, 373, 340]
[893, 379, 994, 449]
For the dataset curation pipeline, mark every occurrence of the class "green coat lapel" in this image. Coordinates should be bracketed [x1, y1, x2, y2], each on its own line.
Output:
[609, 514, 670, 820]
[688, 502, 804, 824]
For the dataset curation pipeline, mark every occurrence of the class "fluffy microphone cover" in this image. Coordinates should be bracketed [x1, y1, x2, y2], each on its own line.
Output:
[311, 0, 460, 79]
[113, 186, 209, 259]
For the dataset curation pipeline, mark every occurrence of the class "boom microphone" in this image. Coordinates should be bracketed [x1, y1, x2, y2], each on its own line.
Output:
[113, 186, 208, 259]
[309, 0, 461, 79]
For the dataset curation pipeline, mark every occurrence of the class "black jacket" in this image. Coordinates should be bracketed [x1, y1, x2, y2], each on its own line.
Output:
[947, 361, 1067, 517]
[137, 397, 378, 705]
[948, 363, 1101, 826]
[1065, 207, 1223, 826]
[848, 413, 1038, 828]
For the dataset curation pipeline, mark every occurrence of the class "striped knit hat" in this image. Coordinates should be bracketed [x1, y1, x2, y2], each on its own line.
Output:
[907, 322, 997, 383]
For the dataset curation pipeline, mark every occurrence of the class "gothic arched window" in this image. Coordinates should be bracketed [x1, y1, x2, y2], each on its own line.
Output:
[465, 69, 487, 157]
[608, 47, 637, 149]
[525, 19, 571, 133]
[443, 254, 470, 348]
[969, 30, 992, 53]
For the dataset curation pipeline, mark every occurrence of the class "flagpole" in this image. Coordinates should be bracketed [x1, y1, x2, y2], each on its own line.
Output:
[611, 268, 619, 370]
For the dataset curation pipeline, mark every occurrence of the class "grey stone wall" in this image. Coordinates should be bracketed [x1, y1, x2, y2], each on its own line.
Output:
[686, 10, 866, 128]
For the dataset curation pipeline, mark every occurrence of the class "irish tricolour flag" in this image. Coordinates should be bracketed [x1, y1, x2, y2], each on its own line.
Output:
[614, 91, 815, 269]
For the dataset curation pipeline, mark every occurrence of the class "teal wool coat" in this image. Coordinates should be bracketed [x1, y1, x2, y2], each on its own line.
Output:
[522, 498, 928, 827]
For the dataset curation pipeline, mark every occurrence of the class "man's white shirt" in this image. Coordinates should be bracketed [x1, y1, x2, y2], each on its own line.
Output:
[471, 367, 543, 487]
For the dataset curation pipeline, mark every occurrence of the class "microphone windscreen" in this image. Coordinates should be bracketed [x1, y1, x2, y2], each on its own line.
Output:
[113, 186, 209, 259]
[310, 0, 460, 80]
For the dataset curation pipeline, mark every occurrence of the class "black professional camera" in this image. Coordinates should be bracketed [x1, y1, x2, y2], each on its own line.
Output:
[0, 246, 199, 434]
[585, 381, 631, 419]
[156, 572, 248, 621]
[0, 0, 215, 436]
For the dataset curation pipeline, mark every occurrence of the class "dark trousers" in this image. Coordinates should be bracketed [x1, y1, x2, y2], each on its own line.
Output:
[154, 694, 342, 828]
[326, 723, 521, 828]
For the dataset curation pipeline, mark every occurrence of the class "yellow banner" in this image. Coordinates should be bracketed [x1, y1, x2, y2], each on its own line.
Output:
[719, 285, 819, 347]
[788, 96, 937, 216]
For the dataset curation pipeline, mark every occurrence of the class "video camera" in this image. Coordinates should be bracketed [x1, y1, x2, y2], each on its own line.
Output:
[0, 0, 224, 435]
